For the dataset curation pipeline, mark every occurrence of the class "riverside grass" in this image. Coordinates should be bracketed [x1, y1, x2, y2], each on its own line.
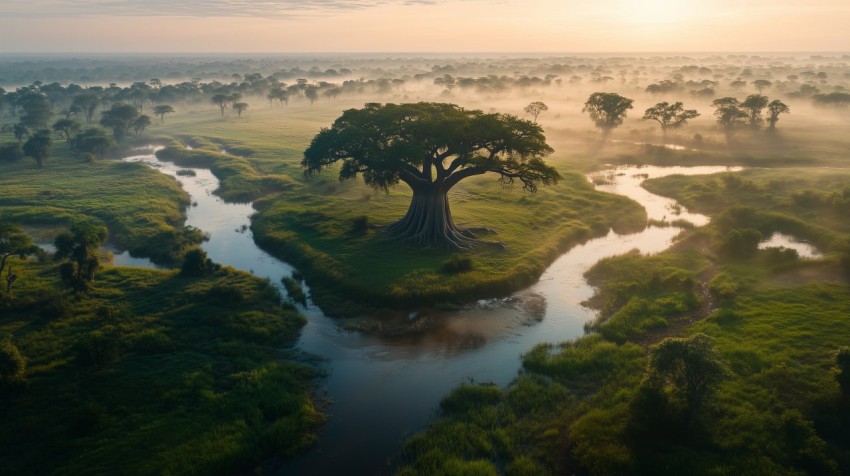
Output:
[123, 103, 648, 313]
[398, 168, 850, 475]
[0, 139, 198, 265]
[0, 260, 321, 476]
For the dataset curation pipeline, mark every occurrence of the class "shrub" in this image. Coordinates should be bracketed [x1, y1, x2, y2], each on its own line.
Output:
[441, 254, 474, 274]
[181, 248, 216, 277]
[0, 337, 26, 384]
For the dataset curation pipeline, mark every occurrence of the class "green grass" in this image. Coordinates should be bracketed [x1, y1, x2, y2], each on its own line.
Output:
[0, 258, 321, 475]
[398, 166, 850, 475]
[0, 140, 201, 265]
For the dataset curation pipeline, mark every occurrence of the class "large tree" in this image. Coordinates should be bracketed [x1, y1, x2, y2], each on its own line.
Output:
[52, 118, 81, 146]
[302, 102, 559, 249]
[18, 92, 53, 129]
[642, 101, 700, 136]
[582, 92, 633, 138]
[153, 104, 175, 123]
[211, 93, 229, 116]
[100, 103, 139, 140]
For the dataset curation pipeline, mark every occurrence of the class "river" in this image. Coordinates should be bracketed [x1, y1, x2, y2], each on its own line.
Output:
[122, 148, 739, 475]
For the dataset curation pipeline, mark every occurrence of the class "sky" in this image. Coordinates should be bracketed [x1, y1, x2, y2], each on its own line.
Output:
[0, 0, 848, 53]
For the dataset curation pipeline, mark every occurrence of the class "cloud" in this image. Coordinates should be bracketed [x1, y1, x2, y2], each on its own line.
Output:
[3, 0, 449, 18]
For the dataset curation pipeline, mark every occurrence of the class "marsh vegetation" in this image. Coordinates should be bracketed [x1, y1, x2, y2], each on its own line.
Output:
[2, 52, 850, 474]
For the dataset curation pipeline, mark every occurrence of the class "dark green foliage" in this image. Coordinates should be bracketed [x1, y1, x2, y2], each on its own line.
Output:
[0, 222, 38, 282]
[582, 92, 634, 134]
[0, 336, 26, 384]
[720, 228, 763, 258]
[645, 333, 726, 419]
[18, 91, 53, 129]
[0, 261, 319, 475]
[302, 102, 558, 249]
[74, 127, 113, 159]
[22, 129, 52, 167]
[440, 383, 502, 414]
[54, 222, 107, 297]
[441, 254, 473, 274]
[180, 248, 217, 277]
[0, 142, 24, 162]
[100, 103, 139, 140]
[281, 276, 307, 306]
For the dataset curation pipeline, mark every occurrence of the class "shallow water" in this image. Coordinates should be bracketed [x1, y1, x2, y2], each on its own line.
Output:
[759, 232, 822, 259]
[123, 148, 736, 474]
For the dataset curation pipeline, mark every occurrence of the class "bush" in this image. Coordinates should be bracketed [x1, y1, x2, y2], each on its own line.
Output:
[441, 254, 474, 274]
[0, 337, 26, 384]
[181, 248, 217, 277]
[0, 142, 24, 162]
[720, 228, 762, 258]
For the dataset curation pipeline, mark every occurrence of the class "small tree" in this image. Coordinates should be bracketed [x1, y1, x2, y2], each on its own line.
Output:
[132, 114, 151, 136]
[54, 223, 107, 298]
[642, 101, 700, 136]
[211, 93, 229, 117]
[752, 79, 772, 93]
[232, 102, 249, 117]
[180, 248, 216, 277]
[582, 92, 634, 138]
[0, 222, 37, 283]
[153, 104, 175, 123]
[766, 99, 790, 130]
[23, 129, 52, 167]
[523, 101, 548, 123]
[741, 94, 770, 128]
[52, 118, 81, 146]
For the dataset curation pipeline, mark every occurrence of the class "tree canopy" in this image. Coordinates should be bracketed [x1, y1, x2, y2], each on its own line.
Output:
[303, 102, 559, 248]
[642, 102, 700, 135]
[583, 92, 634, 136]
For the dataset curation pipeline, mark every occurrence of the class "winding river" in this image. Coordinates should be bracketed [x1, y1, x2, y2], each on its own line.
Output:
[122, 148, 739, 474]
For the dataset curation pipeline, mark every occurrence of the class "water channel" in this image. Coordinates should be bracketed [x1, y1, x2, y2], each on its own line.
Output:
[121, 148, 740, 474]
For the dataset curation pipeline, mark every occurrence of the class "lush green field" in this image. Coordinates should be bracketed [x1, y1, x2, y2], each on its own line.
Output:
[397, 166, 850, 474]
[0, 258, 321, 475]
[0, 138, 203, 265]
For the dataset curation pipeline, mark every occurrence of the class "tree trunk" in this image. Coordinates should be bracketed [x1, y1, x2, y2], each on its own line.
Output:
[384, 183, 476, 249]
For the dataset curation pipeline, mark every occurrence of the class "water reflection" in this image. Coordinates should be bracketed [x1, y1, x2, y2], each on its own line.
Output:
[123, 147, 738, 474]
